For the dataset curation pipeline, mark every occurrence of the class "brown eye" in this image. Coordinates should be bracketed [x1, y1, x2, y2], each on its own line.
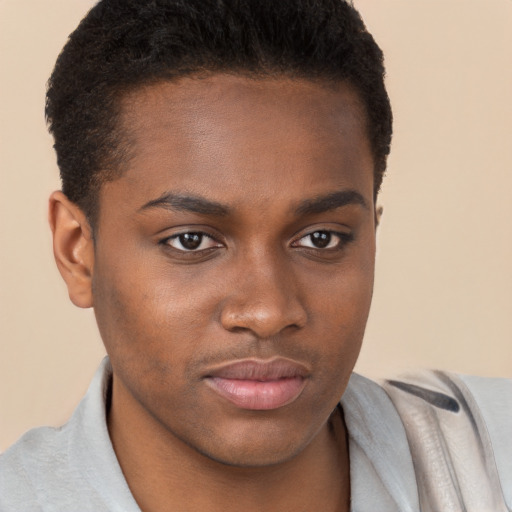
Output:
[164, 232, 220, 252]
[293, 230, 353, 250]
[310, 231, 331, 248]
[298, 230, 336, 249]
[179, 233, 202, 250]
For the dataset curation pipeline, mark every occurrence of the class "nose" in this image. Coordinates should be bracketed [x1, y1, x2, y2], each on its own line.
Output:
[220, 251, 308, 338]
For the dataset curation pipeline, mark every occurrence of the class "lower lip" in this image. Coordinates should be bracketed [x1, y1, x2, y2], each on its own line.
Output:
[205, 376, 306, 410]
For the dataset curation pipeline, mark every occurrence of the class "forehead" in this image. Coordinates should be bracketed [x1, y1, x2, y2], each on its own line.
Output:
[104, 74, 374, 216]
[122, 74, 368, 134]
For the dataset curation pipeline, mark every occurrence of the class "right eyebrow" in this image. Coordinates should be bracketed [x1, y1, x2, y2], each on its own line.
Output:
[138, 192, 231, 216]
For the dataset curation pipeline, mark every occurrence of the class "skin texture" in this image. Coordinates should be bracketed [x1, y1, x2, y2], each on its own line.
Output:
[49, 75, 377, 512]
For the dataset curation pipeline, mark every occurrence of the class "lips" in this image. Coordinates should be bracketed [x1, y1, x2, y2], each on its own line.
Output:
[203, 358, 309, 410]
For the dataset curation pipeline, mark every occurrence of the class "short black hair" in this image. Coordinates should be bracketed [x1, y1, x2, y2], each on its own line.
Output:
[46, 0, 392, 223]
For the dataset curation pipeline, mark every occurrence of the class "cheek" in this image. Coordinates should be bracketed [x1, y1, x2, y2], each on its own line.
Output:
[309, 246, 375, 329]
[92, 258, 175, 364]
[92, 265, 204, 412]
[306, 255, 375, 378]
[93, 249, 212, 337]
[91, 252, 231, 411]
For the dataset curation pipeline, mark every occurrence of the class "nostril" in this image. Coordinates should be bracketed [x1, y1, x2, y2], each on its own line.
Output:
[220, 298, 307, 338]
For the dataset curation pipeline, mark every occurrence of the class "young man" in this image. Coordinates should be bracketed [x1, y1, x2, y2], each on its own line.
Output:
[0, 1, 510, 511]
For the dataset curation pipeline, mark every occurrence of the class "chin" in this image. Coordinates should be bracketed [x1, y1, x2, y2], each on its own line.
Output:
[183, 418, 318, 469]
[195, 442, 304, 469]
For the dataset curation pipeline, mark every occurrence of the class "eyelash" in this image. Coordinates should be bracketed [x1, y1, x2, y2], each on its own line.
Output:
[160, 229, 354, 254]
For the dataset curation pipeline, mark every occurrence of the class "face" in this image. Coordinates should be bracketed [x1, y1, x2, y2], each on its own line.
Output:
[91, 75, 376, 467]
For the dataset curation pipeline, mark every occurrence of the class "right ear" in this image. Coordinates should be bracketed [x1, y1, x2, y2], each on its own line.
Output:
[48, 191, 95, 308]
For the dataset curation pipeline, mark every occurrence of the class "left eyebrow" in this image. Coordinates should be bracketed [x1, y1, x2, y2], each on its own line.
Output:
[138, 192, 231, 216]
[295, 190, 369, 216]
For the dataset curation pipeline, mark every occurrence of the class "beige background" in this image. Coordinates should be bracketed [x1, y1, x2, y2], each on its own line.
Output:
[1, 0, 511, 452]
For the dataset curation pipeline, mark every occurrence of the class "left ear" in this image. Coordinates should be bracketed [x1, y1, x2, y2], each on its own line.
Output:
[375, 205, 383, 229]
[48, 191, 95, 308]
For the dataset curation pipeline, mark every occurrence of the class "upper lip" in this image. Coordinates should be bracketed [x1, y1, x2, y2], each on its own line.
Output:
[204, 357, 310, 381]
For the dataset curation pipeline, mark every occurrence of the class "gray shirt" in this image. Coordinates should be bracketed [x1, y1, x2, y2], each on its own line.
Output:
[1, 358, 510, 511]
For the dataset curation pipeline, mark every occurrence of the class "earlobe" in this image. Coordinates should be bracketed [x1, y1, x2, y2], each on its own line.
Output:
[49, 191, 94, 308]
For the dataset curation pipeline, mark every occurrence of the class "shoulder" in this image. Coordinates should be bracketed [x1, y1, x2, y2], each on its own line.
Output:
[0, 425, 70, 511]
[382, 371, 512, 511]
[342, 371, 511, 512]
[342, 373, 421, 512]
[0, 358, 139, 512]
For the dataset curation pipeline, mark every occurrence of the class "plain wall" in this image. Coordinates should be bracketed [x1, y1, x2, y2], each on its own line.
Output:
[1, 0, 511, 451]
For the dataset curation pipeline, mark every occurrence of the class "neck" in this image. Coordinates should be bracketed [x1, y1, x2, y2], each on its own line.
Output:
[108, 376, 350, 512]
